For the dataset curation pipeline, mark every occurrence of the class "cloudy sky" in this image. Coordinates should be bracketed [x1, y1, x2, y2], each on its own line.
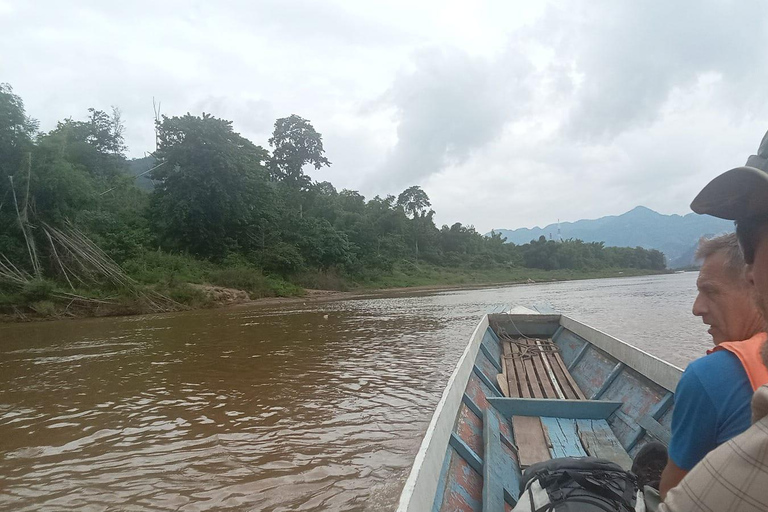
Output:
[2, 0, 768, 232]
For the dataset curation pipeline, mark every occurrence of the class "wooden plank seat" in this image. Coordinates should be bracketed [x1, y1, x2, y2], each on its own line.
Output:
[522, 417, 632, 468]
[487, 398, 628, 469]
[487, 398, 623, 420]
[490, 414, 632, 471]
[513, 415, 551, 468]
[542, 417, 588, 458]
[576, 419, 634, 470]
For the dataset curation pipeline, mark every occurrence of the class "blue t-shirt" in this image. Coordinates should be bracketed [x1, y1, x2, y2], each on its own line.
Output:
[668, 349, 753, 470]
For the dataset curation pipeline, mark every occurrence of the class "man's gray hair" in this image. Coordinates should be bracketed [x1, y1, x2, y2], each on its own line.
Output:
[695, 233, 747, 282]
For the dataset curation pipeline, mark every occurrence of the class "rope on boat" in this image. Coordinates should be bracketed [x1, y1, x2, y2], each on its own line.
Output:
[497, 330, 559, 360]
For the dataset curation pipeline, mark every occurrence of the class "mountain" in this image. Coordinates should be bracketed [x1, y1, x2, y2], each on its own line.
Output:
[126, 156, 157, 191]
[491, 206, 734, 267]
[668, 240, 701, 270]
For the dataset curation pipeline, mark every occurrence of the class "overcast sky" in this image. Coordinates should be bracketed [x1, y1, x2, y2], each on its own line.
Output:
[2, 0, 767, 232]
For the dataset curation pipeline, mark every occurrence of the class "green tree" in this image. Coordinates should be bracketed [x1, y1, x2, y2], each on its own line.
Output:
[397, 185, 431, 218]
[268, 114, 330, 190]
[396, 186, 435, 258]
[0, 84, 38, 178]
[46, 108, 127, 182]
[25, 131, 97, 223]
[150, 113, 273, 259]
[360, 194, 408, 267]
[0, 84, 38, 263]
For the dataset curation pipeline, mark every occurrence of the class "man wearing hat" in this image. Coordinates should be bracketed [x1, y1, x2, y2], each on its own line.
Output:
[659, 130, 768, 511]
[657, 232, 766, 498]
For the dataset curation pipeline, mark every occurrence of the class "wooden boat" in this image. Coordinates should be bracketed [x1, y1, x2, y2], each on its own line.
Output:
[396, 305, 683, 512]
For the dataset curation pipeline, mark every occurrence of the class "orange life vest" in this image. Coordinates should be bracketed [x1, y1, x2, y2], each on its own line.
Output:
[707, 332, 768, 391]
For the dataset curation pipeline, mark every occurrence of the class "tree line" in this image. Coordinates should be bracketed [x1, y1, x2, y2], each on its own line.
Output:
[0, 83, 665, 311]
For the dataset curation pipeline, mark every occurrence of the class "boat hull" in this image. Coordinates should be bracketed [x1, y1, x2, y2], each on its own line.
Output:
[397, 309, 682, 512]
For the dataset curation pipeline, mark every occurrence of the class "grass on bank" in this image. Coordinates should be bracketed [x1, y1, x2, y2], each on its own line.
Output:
[0, 251, 305, 319]
[349, 261, 668, 289]
[0, 253, 668, 321]
[123, 251, 304, 300]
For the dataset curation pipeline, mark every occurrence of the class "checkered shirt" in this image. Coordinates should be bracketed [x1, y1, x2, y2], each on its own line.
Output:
[661, 384, 768, 512]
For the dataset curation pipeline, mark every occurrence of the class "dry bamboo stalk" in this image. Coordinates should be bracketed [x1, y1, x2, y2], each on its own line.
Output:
[46, 225, 123, 283]
[52, 293, 115, 305]
[1, 219, 185, 314]
[0, 254, 30, 284]
[22, 153, 32, 222]
[2, 254, 29, 279]
[9, 175, 41, 277]
[43, 227, 74, 290]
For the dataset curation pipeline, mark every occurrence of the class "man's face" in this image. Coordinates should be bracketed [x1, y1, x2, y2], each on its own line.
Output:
[693, 252, 760, 344]
[746, 223, 768, 322]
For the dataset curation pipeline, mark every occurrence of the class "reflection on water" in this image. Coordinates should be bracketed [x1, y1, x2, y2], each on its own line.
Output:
[0, 273, 703, 511]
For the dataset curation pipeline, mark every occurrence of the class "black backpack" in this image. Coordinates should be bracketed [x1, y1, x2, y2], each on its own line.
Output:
[513, 457, 642, 512]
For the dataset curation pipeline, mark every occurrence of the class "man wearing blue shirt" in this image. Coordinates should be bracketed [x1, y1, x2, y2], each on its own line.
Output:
[659, 233, 766, 498]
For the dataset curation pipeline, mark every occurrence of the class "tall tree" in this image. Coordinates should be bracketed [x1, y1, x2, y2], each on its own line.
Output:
[397, 185, 431, 219]
[0, 84, 38, 265]
[0, 84, 37, 175]
[268, 114, 330, 190]
[46, 107, 127, 182]
[150, 113, 272, 258]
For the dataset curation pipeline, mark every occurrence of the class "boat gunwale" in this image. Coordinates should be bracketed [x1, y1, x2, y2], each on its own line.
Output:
[395, 313, 491, 512]
[559, 315, 683, 392]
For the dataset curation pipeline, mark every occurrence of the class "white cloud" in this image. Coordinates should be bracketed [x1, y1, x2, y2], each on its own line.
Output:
[370, 45, 533, 191]
[549, 0, 768, 140]
[2, 0, 768, 233]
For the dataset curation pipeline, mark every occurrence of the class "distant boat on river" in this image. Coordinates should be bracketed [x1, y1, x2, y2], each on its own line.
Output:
[396, 305, 682, 512]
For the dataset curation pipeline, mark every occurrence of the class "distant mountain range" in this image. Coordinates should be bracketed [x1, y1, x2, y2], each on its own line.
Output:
[490, 206, 734, 268]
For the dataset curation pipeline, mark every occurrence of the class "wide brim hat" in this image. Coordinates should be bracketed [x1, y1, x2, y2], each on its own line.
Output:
[691, 135, 768, 220]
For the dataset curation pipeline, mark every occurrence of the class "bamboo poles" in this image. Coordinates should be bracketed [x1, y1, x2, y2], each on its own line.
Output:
[0, 254, 30, 285]
[0, 216, 182, 313]
[39, 222, 182, 312]
[9, 174, 41, 278]
[2, 154, 181, 314]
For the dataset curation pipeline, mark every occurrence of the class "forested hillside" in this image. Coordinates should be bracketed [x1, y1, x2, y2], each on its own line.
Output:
[0, 84, 666, 317]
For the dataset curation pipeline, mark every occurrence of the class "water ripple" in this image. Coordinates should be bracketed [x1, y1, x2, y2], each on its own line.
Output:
[0, 273, 704, 511]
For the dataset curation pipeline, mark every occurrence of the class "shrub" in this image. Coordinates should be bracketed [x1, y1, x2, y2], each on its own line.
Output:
[123, 250, 212, 284]
[291, 269, 350, 291]
[20, 279, 56, 303]
[166, 282, 211, 307]
[259, 242, 305, 275]
[30, 300, 57, 316]
[208, 266, 273, 298]
[266, 277, 305, 297]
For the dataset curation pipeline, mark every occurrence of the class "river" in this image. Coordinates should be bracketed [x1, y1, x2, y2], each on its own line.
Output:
[0, 272, 706, 511]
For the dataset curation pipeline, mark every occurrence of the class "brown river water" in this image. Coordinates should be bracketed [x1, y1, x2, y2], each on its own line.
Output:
[0, 273, 707, 511]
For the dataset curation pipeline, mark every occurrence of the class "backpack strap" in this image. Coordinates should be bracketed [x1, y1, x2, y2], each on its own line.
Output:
[562, 470, 635, 511]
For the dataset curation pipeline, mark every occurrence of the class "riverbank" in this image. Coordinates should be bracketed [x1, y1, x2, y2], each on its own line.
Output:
[0, 265, 671, 322]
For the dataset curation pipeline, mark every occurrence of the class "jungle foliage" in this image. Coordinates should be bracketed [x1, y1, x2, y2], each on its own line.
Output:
[0, 84, 665, 315]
